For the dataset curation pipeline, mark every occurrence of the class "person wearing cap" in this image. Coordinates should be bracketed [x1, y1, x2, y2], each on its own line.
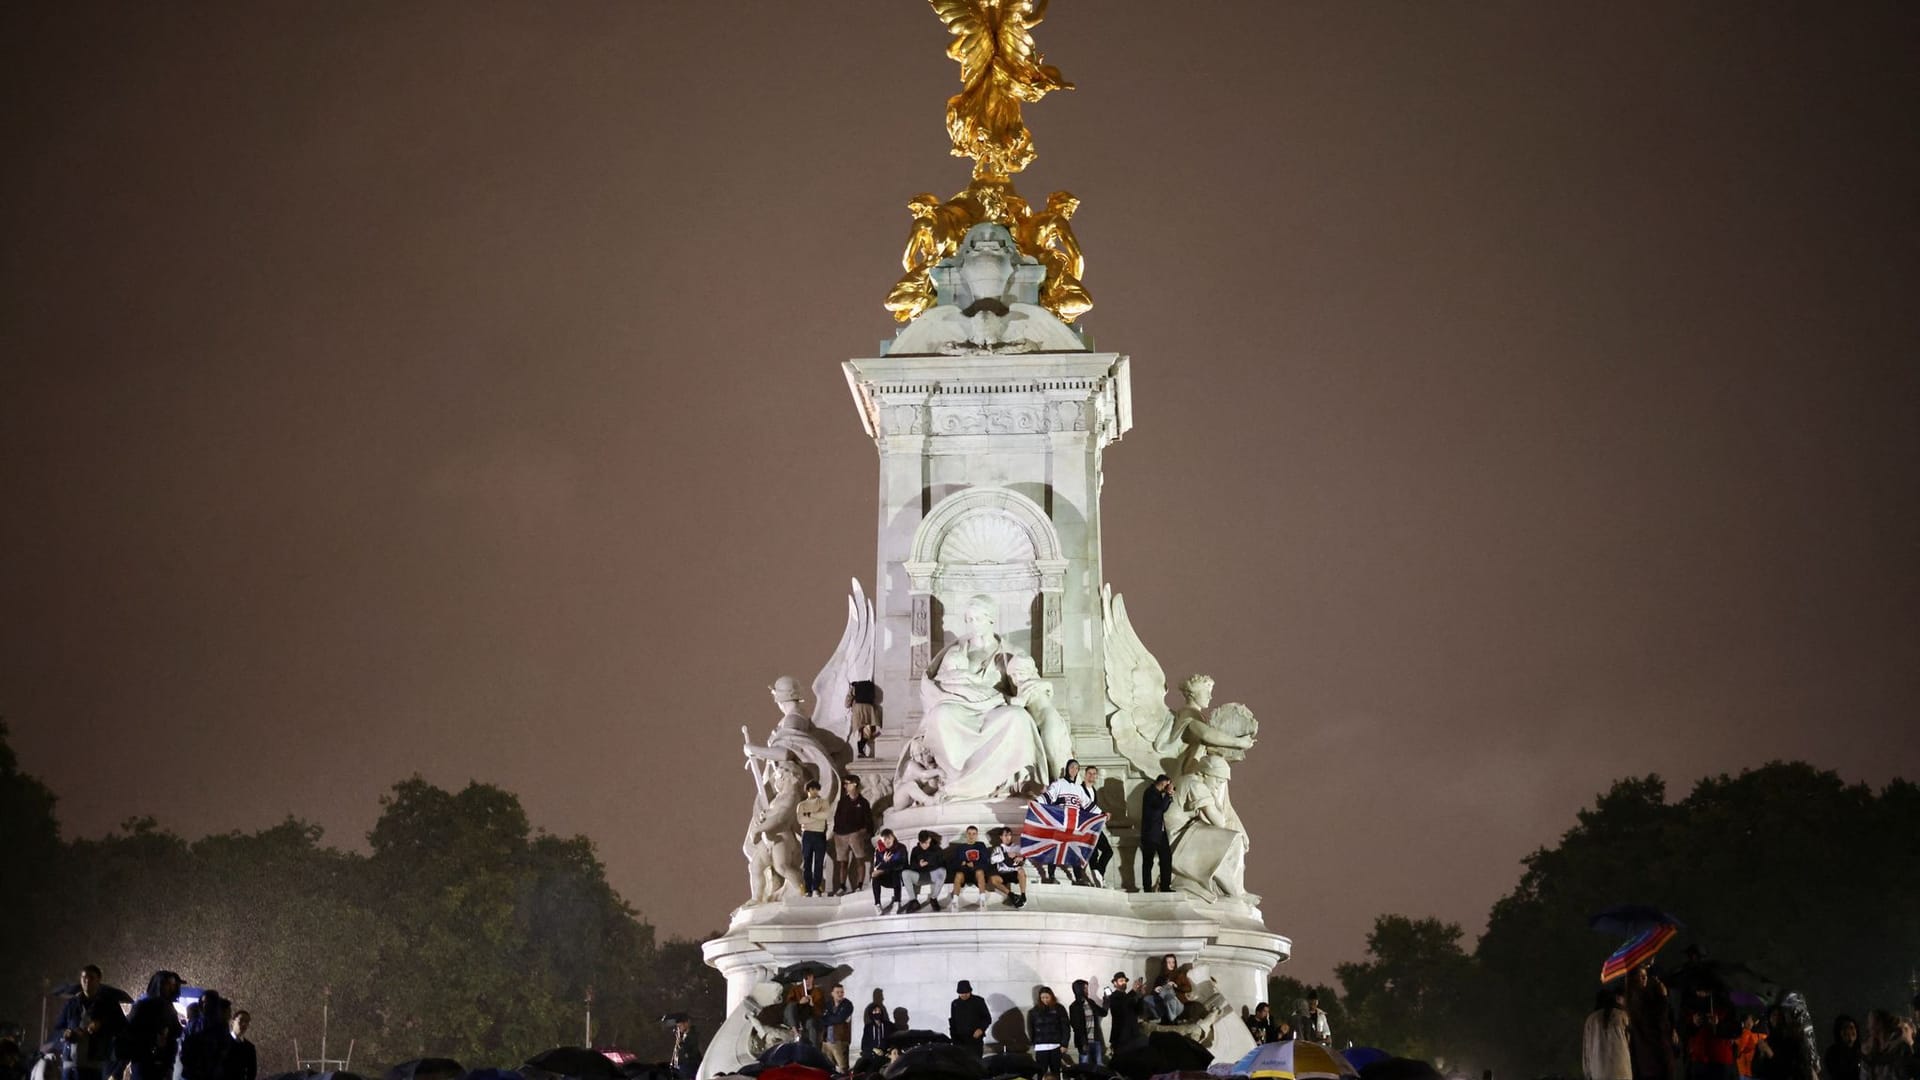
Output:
[950, 981, 991, 1057]
[1103, 972, 1143, 1051]
[796, 780, 832, 898]
[1140, 773, 1174, 892]
[831, 777, 874, 896]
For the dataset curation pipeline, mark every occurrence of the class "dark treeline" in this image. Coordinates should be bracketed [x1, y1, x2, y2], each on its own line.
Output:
[1267, 762, 1920, 1077]
[0, 723, 725, 1073]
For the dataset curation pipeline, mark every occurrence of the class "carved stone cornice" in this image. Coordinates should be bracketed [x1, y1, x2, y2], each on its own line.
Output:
[843, 353, 1132, 450]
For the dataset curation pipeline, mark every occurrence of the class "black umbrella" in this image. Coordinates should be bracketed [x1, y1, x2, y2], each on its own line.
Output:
[1110, 1032, 1213, 1080]
[883, 1044, 987, 1080]
[525, 1048, 620, 1079]
[759, 1043, 834, 1071]
[1062, 1066, 1118, 1080]
[1358, 1060, 1443, 1080]
[659, 1013, 691, 1025]
[1588, 906, 1683, 938]
[388, 1060, 463, 1080]
[774, 962, 839, 984]
[886, 1032, 952, 1051]
[981, 1054, 1037, 1078]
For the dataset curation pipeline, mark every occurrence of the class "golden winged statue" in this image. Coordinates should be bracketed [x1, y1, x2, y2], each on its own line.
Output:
[886, 1, 1091, 325]
[930, 0, 1074, 181]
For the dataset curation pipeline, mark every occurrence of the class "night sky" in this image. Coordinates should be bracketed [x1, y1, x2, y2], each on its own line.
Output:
[4, 2, 1916, 983]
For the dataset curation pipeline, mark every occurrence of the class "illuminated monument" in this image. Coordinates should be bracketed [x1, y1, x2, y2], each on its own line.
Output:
[700, 5, 1289, 1070]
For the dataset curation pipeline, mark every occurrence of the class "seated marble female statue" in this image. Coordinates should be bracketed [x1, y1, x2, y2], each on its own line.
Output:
[918, 594, 1048, 802]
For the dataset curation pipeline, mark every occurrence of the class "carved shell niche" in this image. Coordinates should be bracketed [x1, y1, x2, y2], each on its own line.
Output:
[937, 511, 1036, 566]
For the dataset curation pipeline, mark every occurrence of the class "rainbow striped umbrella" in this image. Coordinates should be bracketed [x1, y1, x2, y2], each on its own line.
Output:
[1600, 922, 1680, 983]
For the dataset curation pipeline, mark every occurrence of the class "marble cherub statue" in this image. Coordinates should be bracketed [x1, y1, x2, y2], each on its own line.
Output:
[890, 735, 945, 810]
[1102, 586, 1263, 784]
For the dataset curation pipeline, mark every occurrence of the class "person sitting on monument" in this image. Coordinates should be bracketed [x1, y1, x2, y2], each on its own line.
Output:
[1149, 954, 1192, 1022]
[986, 827, 1029, 908]
[902, 830, 949, 913]
[820, 985, 855, 1072]
[950, 981, 992, 1058]
[1028, 987, 1071, 1080]
[784, 972, 826, 1046]
[947, 825, 991, 909]
[797, 779, 832, 898]
[870, 829, 907, 913]
[832, 777, 874, 896]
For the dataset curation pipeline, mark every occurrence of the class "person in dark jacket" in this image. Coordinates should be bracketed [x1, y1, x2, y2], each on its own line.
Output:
[832, 777, 874, 895]
[1823, 1016, 1863, 1080]
[1028, 987, 1071, 1080]
[1068, 980, 1107, 1067]
[121, 972, 182, 1080]
[903, 832, 948, 913]
[1139, 775, 1174, 892]
[1102, 973, 1143, 1051]
[178, 993, 231, 1080]
[55, 966, 126, 1080]
[1755, 1005, 1811, 1080]
[1244, 1002, 1278, 1044]
[669, 1017, 701, 1080]
[949, 981, 991, 1057]
[948, 827, 991, 909]
[861, 997, 892, 1059]
[224, 1012, 255, 1080]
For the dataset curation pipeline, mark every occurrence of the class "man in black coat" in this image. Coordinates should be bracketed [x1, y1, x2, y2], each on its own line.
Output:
[1068, 980, 1108, 1066]
[55, 965, 126, 1080]
[1139, 775, 1174, 893]
[121, 972, 182, 1080]
[1102, 973, 1144, 1051]
[949, 981, 991, 1057]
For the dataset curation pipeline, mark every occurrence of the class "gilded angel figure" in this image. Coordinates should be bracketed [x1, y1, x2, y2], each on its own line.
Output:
[885, 193, 979, 323]
[930, 0, 1074, 179]
[1016, 189, 1092, 322]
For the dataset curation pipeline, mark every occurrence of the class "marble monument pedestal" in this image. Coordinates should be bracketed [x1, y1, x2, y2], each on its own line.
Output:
[699, 886, 1289, 1077]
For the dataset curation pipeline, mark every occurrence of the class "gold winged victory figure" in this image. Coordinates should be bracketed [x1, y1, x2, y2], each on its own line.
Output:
[930, 0, 1074, 181]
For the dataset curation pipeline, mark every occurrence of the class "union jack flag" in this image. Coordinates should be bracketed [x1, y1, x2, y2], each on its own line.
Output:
[1018, 799, 1109, 867]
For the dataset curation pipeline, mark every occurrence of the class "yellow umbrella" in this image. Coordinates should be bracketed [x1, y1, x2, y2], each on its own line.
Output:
[1230, 1041, 1358, 1080]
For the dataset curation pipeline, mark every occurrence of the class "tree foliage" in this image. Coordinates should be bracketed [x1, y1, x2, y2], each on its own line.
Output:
[1334, 916, 1473, 1063]
[0, 735, 722, 1072]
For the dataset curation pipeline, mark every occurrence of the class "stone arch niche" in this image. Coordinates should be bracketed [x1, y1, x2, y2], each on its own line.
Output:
[903, 486, 1069, 679]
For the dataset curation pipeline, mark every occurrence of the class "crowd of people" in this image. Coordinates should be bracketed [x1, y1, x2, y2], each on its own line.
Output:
[5, 967, 257, 1080]
[811, 760, 1171, 916]
[775, 953, 1332, 1080]
[1582, 957, 1919, 1080]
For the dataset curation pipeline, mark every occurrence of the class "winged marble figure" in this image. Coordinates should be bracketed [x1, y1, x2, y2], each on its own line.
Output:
[810, 578, 876, 746]
[1102, 585, 1186, 778]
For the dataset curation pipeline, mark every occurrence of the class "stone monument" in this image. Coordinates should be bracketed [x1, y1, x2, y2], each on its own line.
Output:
[700, 6, 1290, 1072]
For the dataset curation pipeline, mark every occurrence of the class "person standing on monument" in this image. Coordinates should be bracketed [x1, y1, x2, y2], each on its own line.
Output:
[796, 780, 831, 898]
[1103, 973, 1143, 1051]
[1244, 1002, 1278, 1045]
[1069, 980, 1107, 1067]
[1041, 761, 1088, 885]
[1139, 774, 1174, 893]
[1029, 987, 1071, 1080]
[1080, 765, 1116, 887]
[820, 985, 855, 1072]
[848, 680, 881, 758]
[832, 777, 873, 895]
[950, 982, 991, 1058]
